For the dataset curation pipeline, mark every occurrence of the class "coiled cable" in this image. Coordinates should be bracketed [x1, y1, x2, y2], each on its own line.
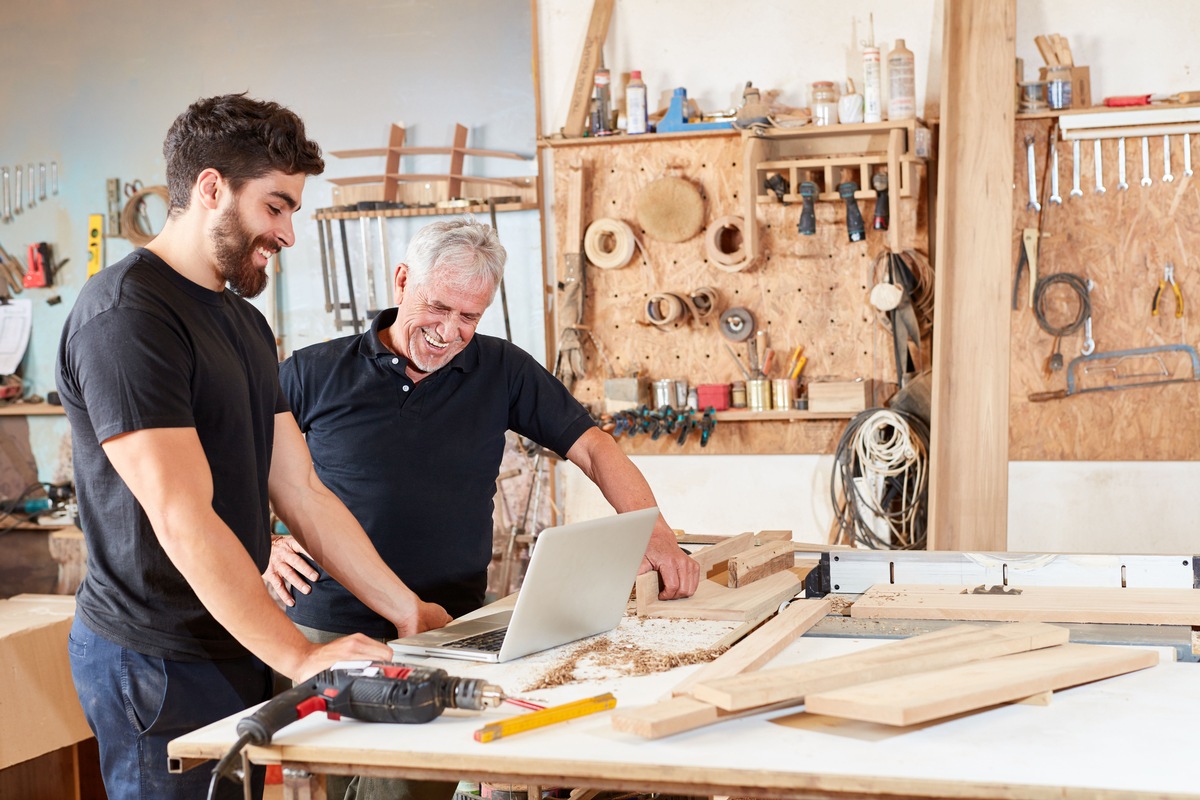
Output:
[1033, 272, 1090, 337]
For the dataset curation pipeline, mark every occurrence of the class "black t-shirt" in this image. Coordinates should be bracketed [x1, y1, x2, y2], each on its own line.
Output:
[279, 308, 595, 636]
[56, 248, 286, 661]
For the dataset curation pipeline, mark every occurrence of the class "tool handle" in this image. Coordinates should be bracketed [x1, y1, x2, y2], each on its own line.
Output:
[1028, 389, 1068, 402]
[1103, 95, 1151, 107]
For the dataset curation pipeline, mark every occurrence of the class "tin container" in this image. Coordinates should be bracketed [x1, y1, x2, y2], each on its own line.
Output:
[747, 378, 772, 411]
[771, 379, 796, 411]
[730, 381, 747, 409]
[651, 379, 674, 408]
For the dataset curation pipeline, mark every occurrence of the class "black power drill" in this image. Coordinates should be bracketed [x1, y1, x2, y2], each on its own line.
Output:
[209, 662, 505, 796]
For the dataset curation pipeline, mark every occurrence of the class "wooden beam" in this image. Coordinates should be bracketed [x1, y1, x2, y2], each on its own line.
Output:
[637, 569, 802, 622]
[562, 0, 614, 138]
[670, 598, 832, 698]
[727, 541, 794, 588]
[447, 124, 469, 200]
[382, 124, 405, 204]
[692, 621, 1068, 711]
[805, 643, 1158, 726]
[850, 584, 1200, 625]
[928, 0, 1016, 551]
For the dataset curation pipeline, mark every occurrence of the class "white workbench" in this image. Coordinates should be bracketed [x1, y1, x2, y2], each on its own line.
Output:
[169, 617, 1198, 800]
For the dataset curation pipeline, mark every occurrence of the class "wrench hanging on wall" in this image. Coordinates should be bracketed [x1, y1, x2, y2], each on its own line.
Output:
[1025, 135, 1041, 211]
[1070, 140, 1083, 198]
[1093, 140, 1105, 194]
[1117, 138, 1129, 190]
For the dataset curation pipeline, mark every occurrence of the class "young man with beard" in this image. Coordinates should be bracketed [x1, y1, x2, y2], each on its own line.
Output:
[55, 93, 450, 800]
[266, 218, 700, 800]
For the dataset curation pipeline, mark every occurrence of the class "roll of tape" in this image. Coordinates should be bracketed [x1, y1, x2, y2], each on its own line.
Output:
[583, 218, 637, 269]
[688, 286, 721, 319]
[646, 292, 689, 326]
[705, 216, 752, 273]
[718, 306, 756, 342]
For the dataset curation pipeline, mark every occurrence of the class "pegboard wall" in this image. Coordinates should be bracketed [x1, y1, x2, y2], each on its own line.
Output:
[548, 129, 930, 455]
[1011, 116, 1200, 460]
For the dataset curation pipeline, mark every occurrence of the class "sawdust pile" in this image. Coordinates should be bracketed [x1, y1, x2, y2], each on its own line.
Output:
[524, 635, 725, 692]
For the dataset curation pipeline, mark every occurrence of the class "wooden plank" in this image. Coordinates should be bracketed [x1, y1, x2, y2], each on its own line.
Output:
[382, 123, 405, 204]
[638, 569, 802, 622]
[693, 621, 1068, 711]
[928, 0, 1016, 550]
[447, 124, 469, 200]
[728, 541, 794, 588]
[805, 643, 1159, 726]
[671, 598, 833, 698]
[850, 584, 1200, 625]
[562, 0, 614, 138]
[690, 531, 758, 573]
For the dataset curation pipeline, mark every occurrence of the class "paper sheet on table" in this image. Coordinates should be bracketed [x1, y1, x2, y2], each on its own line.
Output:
[0, 300, 33, 375]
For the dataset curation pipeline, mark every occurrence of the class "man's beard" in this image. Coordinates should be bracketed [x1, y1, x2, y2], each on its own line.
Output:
[211, 204, 271, 298]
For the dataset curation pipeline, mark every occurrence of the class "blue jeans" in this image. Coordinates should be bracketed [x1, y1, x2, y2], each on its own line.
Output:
[68, 616, 272, 800]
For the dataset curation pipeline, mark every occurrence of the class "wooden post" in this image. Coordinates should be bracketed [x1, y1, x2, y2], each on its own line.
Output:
[382, 124, 405, 204]
[562, 0, 614, 138]
[928, 0, 1016, 551]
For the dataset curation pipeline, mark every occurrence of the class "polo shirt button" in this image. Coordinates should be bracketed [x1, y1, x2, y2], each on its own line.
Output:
[391, 357, 399, 365]
[402, 385, 410, 393]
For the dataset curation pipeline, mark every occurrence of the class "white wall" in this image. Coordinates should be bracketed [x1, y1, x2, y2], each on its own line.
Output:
[539, 0, 1200, 554]
[2, 0, 540, 481]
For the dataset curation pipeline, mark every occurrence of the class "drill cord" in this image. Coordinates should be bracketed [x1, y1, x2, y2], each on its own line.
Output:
[206, 732, 254, 800]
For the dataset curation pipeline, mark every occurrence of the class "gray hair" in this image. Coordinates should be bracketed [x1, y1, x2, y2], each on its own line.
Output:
[404, 218, 506, 300]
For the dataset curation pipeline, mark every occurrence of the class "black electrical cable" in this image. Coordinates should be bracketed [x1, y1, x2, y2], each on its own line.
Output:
[1033, 272, 1090, 338]
[0, 481, 54, 537]
[206, 732, 254, 800]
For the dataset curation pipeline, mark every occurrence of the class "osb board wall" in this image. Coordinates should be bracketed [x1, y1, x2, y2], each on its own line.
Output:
[1011, 117, 1200, 460]
[549, 131, 929, 455]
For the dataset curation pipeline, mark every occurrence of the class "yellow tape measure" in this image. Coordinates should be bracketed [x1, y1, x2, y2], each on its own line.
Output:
[474, 693, 617, 743]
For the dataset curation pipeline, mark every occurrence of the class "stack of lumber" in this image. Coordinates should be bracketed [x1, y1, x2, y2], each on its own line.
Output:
[613, 616, 1159, 738]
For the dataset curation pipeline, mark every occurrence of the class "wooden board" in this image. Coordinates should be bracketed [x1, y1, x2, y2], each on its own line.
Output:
[670, 598, 832, 698]
[637, 568, 802, 621]
[692, 621, 1068, 711]
[727, 541, 794, 588]
[805, 643, 1159, 726]
[850, 583, 1200, 625]
[928, 0, 1016, 550]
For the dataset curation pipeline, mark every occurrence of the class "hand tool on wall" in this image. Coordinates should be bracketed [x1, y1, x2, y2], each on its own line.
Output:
[488, 198, 514, 343]
[37, 164, 46, 202]
[872, 172, 890, 228]
[358, 211, 378, 319]
[1117, 138, 1129, 190]
[86, 215, 104, 278]
[764, 174, 789, 203]
[1025, 136, 1041, 211]
[1163, 135, 1174, 182]
[1011, 228, 1040, 311]
[1093, 140, 1105, 194]
[1028, 344, 1200, 401]
[718, 306, 756, 342]
[50, 162, 59, 196]
[1151, 262, 1184, 318]
[106, 178, 122, 236]
[24, 243, 52, 288]
[1186, 134, 1194, 177]
[797, 181, 817, 235]
[1141, 136, 1153, 187]
[1070, 140, 1083, 198]
[1049, 146, 1062, 204]
[1081, 279, 1095, 356]
[26, 165, 35, 209]
[1, 167, 10, 223]
[838, 182, 866, 242]
[13, 166, 22, 215]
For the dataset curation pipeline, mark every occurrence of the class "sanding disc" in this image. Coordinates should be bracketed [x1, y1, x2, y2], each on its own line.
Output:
[635, 177, 704, 243]
[719, 306, 756, 342]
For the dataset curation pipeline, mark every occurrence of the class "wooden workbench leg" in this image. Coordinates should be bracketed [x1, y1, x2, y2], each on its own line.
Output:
[282, 767, 326, 800]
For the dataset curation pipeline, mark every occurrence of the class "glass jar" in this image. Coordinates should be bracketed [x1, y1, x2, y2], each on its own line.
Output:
[811, 81, 839, 126]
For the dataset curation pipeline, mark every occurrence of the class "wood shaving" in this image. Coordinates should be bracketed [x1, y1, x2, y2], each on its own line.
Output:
[524, 636, 724, 691]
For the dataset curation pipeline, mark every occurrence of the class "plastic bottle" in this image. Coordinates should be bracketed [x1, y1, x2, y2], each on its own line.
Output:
[862, 43, 883, 123]
[625, 70, 648, 134]
[887, 39, 916, 120]
[591, 68, 613, 135]
[811, 81, 839, 126]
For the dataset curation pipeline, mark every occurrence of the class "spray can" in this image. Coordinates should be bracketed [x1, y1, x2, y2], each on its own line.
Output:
[863, 43, 883, 123]
[887, 39, 916, 120]
[625, 70, 648, 134]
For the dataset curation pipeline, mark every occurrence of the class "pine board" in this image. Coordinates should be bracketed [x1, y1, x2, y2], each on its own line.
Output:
[804, 642, 1159, 726]
[692, 621, 1068, 711]
[850, 584, 1200, 625]
[636, 568, 802, 621]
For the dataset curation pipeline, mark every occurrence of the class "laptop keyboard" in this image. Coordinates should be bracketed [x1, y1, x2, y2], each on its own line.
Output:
[442, 627, 508, 652]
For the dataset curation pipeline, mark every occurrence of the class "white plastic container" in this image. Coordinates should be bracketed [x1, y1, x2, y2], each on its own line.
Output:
[863, 44, 883, 123]
[887, 39, 916, 120]
[625, 70, 648, 134]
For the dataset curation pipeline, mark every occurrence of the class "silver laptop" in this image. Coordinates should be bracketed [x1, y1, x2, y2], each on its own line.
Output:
[389, 507, 657, 663]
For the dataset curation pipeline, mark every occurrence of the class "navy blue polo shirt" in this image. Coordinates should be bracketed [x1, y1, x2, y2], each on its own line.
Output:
[279, 308, 596, 637]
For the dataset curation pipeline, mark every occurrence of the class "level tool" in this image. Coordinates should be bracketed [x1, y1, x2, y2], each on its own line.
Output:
[474, 692, 616, 743]
[86, 214, 104, 277]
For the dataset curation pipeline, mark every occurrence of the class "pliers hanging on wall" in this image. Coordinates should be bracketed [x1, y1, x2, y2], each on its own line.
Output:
[1151, 262, 1184, 319]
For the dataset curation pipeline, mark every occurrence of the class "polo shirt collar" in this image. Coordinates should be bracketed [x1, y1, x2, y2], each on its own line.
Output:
[359, 307, 481, 373]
